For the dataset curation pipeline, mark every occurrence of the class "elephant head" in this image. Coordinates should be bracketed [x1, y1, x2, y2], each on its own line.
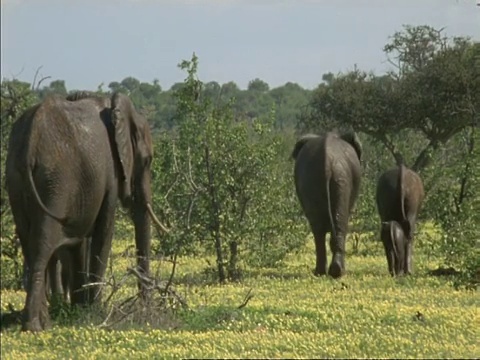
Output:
[110, 92, 167, 277]
[381, 220, 406, 276]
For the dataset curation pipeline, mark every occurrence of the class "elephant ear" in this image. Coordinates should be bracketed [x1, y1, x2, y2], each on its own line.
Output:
[111, 92, 134, 201]
[340, 131, 363, 161]
[291, 134, 319, 160]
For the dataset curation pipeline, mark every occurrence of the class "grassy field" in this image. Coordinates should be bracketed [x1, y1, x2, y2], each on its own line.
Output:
[1, 234, 478, 359]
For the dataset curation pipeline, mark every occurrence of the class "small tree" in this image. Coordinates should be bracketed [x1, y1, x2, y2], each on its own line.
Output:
[151, 54, 307, 282]
[299, 25, 479, 173]
[1, 79, 39, 289]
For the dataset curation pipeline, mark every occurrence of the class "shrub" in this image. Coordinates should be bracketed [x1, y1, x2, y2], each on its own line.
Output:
[150, 54, 308, 282]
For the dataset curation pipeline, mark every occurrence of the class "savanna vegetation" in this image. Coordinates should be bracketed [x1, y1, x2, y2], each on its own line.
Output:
[1, 25, 479, 358]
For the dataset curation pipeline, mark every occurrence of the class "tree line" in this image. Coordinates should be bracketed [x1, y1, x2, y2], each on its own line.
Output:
[36, 73, 312, 131]
[1, 25, 478, 287]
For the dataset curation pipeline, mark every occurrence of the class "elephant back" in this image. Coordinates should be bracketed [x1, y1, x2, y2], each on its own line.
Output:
[376, 164, 424, 225]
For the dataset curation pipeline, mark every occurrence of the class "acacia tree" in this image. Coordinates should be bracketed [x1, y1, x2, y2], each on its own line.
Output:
[299, 25, 480, 283]
[300, 25, 479, 173]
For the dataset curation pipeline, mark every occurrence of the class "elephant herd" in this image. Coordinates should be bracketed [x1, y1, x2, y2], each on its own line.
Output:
[293, 133, 424, 279]
[5, 92, 424, 332]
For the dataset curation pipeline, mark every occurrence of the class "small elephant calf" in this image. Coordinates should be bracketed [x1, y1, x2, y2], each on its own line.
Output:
[380, 221, 407, 277]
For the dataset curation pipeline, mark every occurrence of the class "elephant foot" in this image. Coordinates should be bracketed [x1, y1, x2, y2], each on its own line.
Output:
[22, 317, 44, 332]
[313, 268, 327, 277]
[328, 256, 345, 279]
[22, 304, 50, 332]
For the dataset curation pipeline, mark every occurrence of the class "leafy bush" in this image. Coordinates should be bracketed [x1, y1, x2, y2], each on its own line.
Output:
[1, 80, 39, 289]
[151, 54, 308, 281]
[424, 127, 480, 288]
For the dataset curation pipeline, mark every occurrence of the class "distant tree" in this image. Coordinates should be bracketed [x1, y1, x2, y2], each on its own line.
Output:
[220, 81, 240, 99]
[269, 82, 311, 129]
[203, 81, 221, 102]
[37, 79, 67, 99]
[108, 81, 125, 93]
[247, 78, 269, 92]
[120, 77, 141, 93]
[321, 72, 335, 85]
[169, 82, 185, 93]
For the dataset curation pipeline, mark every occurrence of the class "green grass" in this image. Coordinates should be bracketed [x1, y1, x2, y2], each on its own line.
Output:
[1, 237, 478, 359]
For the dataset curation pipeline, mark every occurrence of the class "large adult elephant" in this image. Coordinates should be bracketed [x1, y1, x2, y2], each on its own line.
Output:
[5, 91, 167, 332]
[292, 131, 362, 278]
[376, 164, 424, 276]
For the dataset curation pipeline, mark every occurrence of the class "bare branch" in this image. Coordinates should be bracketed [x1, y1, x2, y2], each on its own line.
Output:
[237, 288, 254, 309]
[35, 76, 52, 91]
[31, 66, 43, 91]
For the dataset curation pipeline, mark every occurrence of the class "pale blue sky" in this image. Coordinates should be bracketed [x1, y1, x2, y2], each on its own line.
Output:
[1, 0, 479, 91]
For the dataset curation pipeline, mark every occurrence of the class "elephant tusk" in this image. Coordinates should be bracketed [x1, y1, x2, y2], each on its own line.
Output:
[146, 203, 170, 234]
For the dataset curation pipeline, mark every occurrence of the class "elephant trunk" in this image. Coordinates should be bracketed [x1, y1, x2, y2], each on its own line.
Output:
[132, 171, 153, 280]
[132, 205, 151, 280]
[131, 169, 169, 284]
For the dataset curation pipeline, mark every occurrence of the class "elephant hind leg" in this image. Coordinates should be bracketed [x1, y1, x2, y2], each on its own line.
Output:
[405, 240, 413, 275]
[22, 221, 60, 332]
[328, 236, 346, 279]
[309, 221, 328, 276]
[327, 183, 351, 279]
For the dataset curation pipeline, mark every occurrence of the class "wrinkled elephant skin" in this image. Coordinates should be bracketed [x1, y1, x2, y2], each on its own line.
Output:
[5, 91, 164, 332]
[293, 132, 362, 279]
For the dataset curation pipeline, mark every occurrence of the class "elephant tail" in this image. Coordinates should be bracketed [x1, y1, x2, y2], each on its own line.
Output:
[398, 164, 407, 220]
[27, 168, 67, 224]
[291, 134, 319, 160]
[398, 164, 411, 239]
[325, 171, 337, 241]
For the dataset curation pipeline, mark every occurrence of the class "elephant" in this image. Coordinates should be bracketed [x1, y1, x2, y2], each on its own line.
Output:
[376, 164, 424, 276]
[5, 91, 168, 332]
[380, 220, 406, 276]
[292, 131, 362, 278]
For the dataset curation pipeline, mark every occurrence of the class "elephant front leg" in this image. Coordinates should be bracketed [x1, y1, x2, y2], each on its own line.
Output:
[88, 198, 116, 304]
[69, 240, 88, 305]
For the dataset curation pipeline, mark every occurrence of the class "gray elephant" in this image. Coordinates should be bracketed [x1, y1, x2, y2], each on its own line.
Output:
[5, 91, 167, 332]
[292, 131, 362, 278]
[380, 220, 406, 276]
[376, 164, 424, 276]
